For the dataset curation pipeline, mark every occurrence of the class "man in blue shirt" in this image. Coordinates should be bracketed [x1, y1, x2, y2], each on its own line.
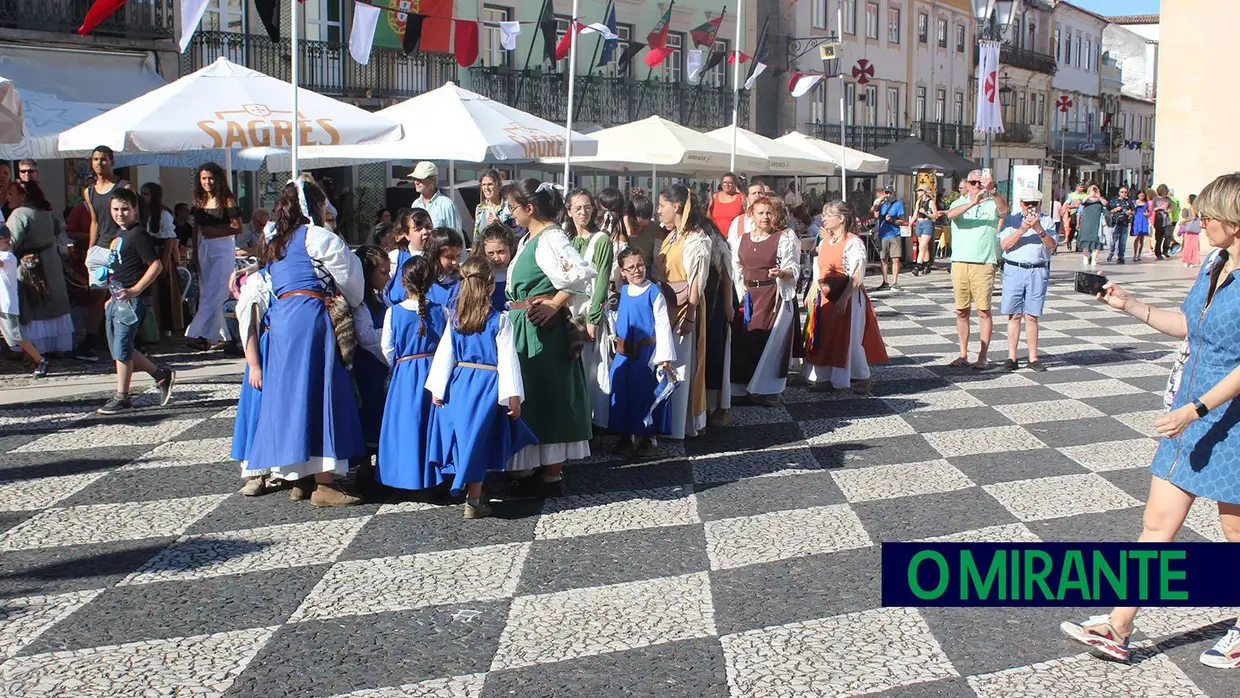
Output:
[999, 187, 1057, 372]
[408, 161, 462, 232]
[870, 184, 905, 291]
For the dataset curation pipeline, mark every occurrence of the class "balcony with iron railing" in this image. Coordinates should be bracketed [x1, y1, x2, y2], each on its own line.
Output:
[467, 67, 747, 131]
[995, 123, 1033, 143]
[973, 43, 1057, 75]
[912, 122, 976, 152]
[804, 123, 908, 153]
[182, 32, 458, 101]
[0, 0, 174, 40]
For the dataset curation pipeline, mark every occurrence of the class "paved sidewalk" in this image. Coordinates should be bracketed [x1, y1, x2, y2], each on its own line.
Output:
[0, 256, 1233, 697]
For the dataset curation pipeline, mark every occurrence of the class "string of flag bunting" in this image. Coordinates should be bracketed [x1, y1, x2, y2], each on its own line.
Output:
[76, 0, 814, 93]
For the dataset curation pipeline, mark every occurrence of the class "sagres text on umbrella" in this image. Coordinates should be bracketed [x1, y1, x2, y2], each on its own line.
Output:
[197, 104, 342, 149]
[505, 123, 566, 159]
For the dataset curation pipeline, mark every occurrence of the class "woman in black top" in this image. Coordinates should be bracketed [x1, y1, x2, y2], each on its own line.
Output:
[184, 163, 241, 350]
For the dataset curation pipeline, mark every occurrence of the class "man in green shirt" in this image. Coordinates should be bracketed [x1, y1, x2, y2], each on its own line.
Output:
[946, 169, 1009, 370]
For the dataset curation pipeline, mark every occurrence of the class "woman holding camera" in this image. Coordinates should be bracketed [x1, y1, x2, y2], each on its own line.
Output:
[1060, 172, 1240, 670]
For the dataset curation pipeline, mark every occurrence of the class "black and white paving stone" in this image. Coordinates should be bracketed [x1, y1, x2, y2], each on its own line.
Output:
[0, 271, 1235, 697]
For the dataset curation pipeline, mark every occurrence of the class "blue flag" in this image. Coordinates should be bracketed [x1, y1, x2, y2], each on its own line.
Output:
[596, 4, 618, 67]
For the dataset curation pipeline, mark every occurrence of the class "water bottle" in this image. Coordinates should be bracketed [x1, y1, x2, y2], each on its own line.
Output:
[109, 278, 139, 326]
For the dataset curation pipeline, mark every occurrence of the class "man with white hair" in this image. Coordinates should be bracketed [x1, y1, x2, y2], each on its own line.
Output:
[999, 188, 1056, 372]
[945, 169, 1008, 370]
[408, 161, 461, 231]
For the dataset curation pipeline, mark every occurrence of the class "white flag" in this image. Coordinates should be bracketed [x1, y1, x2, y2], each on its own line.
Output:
[499, 21, 522, 50]
[974, 40, 1005, 134]
[349, 2, 381, 65]
[744, 62, 767, 90]
[687, 50, 705, 82]
[581, 23, 619, 40]
[178, 0, 210, 53]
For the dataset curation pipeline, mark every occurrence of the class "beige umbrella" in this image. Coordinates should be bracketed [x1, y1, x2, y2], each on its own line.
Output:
[707, 125, 837, 176]
[0, 77, 22, 145]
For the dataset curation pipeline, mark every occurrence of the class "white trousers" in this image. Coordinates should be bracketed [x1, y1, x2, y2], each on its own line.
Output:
[185, 236, 234, 342]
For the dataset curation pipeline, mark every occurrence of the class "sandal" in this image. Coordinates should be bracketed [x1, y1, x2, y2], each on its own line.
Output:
[970, 360, 989, 371]
[948, 357, 970, 368]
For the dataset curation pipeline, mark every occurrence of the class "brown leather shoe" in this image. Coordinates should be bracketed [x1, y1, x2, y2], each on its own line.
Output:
[310, 483, 362, 507]
[289, 477, 315, 501]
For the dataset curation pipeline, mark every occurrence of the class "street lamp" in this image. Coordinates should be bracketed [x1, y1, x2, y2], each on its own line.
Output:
[971, 0, 1016, 171]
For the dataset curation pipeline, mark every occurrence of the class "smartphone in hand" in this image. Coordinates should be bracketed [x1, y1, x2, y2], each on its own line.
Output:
[1075, 271, 1108, 296]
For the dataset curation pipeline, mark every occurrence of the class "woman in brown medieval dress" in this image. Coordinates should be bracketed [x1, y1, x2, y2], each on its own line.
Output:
[730, 194, 800, 405]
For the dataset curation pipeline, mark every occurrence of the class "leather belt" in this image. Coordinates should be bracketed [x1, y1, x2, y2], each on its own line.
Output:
[458, 362, 497, 371]
[507, 294, 556, 311]
[744, 279, 777, 288]
[279, 290, 327, 300]
[1004, 261, 1048, 270]
[615, 336, 656, 358]
[396, 352, 434, 364]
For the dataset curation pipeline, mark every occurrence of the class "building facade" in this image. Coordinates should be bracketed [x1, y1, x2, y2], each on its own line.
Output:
[1046, 0, 1108, 194]
[1154, 0, 1225, 199]
[0, 0, 180, 212]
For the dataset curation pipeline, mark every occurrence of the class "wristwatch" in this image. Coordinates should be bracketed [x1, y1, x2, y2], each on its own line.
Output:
[1192, 399, 1210, 418]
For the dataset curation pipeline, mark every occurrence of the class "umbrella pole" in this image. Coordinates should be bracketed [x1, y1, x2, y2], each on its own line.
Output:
[563, 0, 581, 187]
[651, 165, 657, 192]
[224, 149, 233, 199]
[290, 0, 300, 177]
[729, 0, 743, 173]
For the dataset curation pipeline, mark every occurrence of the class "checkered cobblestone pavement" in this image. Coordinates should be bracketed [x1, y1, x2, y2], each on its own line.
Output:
[0, 272, 1235, 697]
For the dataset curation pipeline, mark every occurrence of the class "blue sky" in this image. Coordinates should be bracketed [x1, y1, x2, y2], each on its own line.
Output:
[1072, 0, 1159, 16]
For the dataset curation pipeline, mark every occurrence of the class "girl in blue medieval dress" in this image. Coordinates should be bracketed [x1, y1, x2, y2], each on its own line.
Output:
[384, 209, 431, 305]
[426, 256, 539, 519]
[609, 248, 676, 458]
[232, 265, 273, 496]
[376, 255, 446, 492]
[352, 245, 392, 456]
[425, 226, 465, 311]
[245, 180, 365, 507]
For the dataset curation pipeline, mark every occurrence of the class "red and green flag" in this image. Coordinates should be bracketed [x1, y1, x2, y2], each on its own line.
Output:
[690, 12, 723, 49]
[647, 1, 675, 50]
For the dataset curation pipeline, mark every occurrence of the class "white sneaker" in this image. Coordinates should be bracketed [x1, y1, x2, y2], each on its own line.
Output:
[1200, 625, 1240, 669]
[1060, 614, 1131, 661]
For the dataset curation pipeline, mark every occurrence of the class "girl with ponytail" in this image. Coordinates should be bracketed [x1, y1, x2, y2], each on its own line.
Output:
[426, 255, 538, 519]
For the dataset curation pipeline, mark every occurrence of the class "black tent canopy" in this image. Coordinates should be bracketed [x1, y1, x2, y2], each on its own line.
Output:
[874, 137, 980, 176]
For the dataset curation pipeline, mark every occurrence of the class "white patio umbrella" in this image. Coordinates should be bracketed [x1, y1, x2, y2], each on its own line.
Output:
[775, 131, 889, 174]
[547, 115, 768, 177]
[707, 125, 837, 176]
[261, 81, 598, 170]
[57, 58, 402, 157]
[0, 77, 22, 145]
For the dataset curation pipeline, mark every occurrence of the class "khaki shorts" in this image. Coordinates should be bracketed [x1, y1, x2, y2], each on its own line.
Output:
[951, 262, 996, 311]
[880, 236, 903, 261]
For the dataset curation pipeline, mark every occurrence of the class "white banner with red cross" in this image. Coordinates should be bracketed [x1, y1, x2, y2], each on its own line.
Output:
[974, 40, 1005, 135]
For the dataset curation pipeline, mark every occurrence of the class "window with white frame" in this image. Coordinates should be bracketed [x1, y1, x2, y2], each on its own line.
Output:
[888, 7, 900, 44]
[866, 85, 878, 123]
[554, 16, 571, 71]
[481, 5, 511, 68]
[845, 82, 856, 124]
[934, 88, 946, 122]
[811, 83, 826, 123]
[812, 0, 828, 29]
[1028, 22, 1036, 50]
[666, 32, 684, 82]
[843, 0, 857, 34]
[1075, 34, 1081, 67]
[703, 39, 729, 87]
[602, 24, 633, 77]
[956, 24, 965, 52]
[1010, 18, 1020, 46]
[202, 0, 246, 32]
[1054, 28, 1061, 61]
[1064, 29, 1072, 64]
[915, 86, 926, 121]
[1084, 37, 1092, 72]
[887, 86, 899, 127]
[866, 2, 879, 40]
[917, 13, 928, 43]
[953, 92, 964, 123]
[303, 0, 343, 43]
[936, 17, 947, 47]
[1018, 91, 1027, 123]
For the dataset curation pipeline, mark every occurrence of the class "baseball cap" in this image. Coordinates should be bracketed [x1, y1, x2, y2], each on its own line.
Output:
[882, 184, 895, 192]
[408, 161, 438, 180]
